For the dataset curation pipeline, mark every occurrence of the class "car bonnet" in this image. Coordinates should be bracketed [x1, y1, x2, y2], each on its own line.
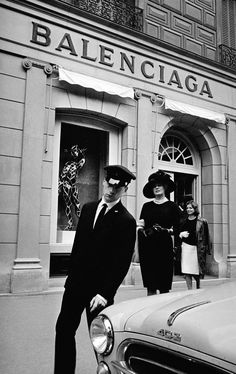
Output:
[123, 282, 236, 364]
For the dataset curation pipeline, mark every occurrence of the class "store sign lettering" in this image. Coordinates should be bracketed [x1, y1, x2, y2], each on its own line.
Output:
[30, 22, 213, 98]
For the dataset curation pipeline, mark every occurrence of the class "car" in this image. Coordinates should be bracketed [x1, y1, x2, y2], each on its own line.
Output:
[90, 280, 236, 374]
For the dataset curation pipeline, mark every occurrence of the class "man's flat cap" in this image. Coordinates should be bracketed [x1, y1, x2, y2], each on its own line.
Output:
[104, 165, 136, 187]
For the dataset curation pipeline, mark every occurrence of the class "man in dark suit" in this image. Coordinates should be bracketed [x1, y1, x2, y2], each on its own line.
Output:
[54, 165, 136, 374]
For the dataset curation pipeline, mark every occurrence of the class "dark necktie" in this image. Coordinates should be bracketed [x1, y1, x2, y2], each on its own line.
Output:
[94, 203, 107, 229]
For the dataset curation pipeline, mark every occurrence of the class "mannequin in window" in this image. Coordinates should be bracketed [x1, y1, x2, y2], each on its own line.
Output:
[58, 145, 86, 230]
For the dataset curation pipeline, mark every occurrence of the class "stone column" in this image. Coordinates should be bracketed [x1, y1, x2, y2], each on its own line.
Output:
[130, 91, 155, 284]
[227, 117, 236, 277]
[10, 59, 52, 293]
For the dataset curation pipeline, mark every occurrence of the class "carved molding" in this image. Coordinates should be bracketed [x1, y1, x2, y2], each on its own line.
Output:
[150, 94, 158, 103]
[22, 58, 32, 70]
[134, 89, 142, 99]
[44, 64, 53, 75]
[22, 58, 54, 76]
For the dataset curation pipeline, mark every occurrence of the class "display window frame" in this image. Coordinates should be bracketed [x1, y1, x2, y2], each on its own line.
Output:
[50, 112, 122, 254]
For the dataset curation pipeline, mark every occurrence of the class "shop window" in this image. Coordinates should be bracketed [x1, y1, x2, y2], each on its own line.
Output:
[56, 123, 108, 235]
[158, 136, 193, 165]
[57, 123, 108, 232]
[50, 123, 108, 276]
[50, 117, 121, 276]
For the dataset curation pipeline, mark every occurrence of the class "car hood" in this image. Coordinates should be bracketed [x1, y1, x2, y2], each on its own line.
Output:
[103, 281, 236, 364]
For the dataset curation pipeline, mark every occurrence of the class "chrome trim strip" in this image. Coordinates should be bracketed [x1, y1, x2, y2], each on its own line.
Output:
[167, 300, 211, 326]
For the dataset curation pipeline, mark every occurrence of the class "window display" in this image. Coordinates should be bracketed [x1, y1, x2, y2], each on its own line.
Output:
[57, 123, 108, 232]
[58, 145, 86, 230]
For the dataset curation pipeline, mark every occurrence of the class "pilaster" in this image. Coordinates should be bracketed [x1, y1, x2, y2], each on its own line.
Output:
[226, 117, 236, 278]
[135, 91, 158, 218]
[10, 59, 52, 293]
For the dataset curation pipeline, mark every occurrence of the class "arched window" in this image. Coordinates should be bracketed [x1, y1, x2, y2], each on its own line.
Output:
[158, 135, 193, 165]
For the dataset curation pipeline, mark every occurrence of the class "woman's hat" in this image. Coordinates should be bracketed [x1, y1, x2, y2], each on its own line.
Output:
[143, 170, 175, 198]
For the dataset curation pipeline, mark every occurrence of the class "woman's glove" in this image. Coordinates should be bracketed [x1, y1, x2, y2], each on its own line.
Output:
[179, 231, 189, 239]
[143, 224, 167, 237]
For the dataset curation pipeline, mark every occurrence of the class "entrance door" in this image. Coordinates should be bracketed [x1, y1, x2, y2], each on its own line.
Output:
[158, 133, 200, 206]
[163, 171, 196, 206]
[158, 133, 200, 275]
[174, 172, 196, 208]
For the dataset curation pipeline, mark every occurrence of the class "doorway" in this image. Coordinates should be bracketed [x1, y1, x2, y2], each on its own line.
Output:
[173, 172, 197, 275]
[158, 132, 200, 275]
[174, 172, 196, 208]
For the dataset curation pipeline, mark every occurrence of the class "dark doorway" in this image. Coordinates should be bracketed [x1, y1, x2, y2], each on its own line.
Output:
[173, 172, 196, 275]
[174, 172, 195, 208]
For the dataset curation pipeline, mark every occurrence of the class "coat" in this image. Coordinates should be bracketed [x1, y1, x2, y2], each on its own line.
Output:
[65, 200, 136, 301]
[180, 216, 211, 277]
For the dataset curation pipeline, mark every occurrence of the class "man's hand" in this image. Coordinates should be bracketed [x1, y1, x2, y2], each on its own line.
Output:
[90, 294, 107, 312]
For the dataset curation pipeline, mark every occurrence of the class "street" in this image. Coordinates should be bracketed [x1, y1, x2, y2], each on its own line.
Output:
[0, 277, 226, 374]
[0, 284, 147, 374]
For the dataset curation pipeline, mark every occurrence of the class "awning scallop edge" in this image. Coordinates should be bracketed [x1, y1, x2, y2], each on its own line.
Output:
[165, 98, 226, 125]
[58, 67, 134, 100]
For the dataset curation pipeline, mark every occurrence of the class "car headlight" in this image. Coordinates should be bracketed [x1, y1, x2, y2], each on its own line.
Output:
[97, 362, 111, 374]
[90, 314, 114, 355]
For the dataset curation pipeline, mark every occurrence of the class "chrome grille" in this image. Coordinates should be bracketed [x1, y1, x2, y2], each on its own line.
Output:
[118, 340, 233, 374]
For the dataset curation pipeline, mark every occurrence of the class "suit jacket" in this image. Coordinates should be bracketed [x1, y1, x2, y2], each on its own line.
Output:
[65, 200, 136, 300]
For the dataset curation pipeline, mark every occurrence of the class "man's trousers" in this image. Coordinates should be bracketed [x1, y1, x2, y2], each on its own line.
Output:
[54, 287, 113, 374]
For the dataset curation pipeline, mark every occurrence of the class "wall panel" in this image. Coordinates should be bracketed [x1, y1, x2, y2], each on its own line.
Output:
[145, 0, 216, 59]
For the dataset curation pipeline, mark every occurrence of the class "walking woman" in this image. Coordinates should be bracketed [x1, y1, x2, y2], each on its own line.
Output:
[137, 171, 181, 295]
[179, 200, 211, 289]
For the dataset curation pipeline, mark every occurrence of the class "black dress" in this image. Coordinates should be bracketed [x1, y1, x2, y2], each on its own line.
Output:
[138, 200, 181, 291]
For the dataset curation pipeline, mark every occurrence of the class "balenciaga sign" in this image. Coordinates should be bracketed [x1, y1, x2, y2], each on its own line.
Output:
[31, 22, 213, 98]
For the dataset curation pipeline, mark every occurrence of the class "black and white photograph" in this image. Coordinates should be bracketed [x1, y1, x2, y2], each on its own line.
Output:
[0, 0, 236, 373]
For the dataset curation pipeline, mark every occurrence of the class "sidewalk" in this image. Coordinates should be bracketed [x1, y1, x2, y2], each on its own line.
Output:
[0, 276, 229, 374]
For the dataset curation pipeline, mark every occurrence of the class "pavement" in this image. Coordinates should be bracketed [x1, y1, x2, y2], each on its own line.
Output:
[0, 275, 229, 374]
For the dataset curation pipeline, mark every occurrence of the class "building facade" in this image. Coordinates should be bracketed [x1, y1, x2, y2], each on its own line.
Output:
[0, 0, 236, 293]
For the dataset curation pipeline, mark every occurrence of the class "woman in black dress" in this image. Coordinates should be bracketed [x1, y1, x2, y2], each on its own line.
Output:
[138, 171, 181, 295]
